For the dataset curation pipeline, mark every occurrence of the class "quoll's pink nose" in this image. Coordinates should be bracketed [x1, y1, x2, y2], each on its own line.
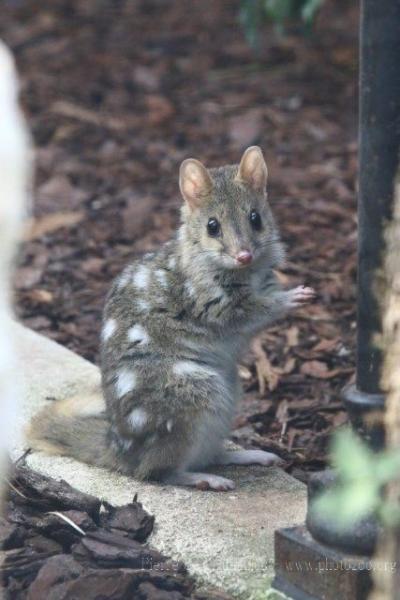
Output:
[236, 250, 253, 265]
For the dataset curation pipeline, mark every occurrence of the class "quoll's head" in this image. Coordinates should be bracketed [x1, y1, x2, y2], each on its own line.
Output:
[179, 146, 284, 270]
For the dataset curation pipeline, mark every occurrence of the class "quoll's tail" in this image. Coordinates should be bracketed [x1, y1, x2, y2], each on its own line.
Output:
[26, 389, 118, 471]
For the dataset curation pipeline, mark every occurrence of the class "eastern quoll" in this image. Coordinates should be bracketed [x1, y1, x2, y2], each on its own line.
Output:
[28, 146, 315, 491]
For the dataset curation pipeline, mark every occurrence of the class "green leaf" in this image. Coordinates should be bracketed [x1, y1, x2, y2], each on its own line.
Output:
[239, 0, 264, 48]
[331, 429, 373, 481]
[301, 0, 324, 24]
[375, 450, 400, 485]
[313, 479, 380, 528]
[315, 429, 400, 529]
[264, 0, 295, 24]
[239, 0, 325, 43]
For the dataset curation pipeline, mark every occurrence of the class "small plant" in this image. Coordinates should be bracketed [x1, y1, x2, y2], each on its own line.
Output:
[313, 428, 400, 529]
[239, 0, 325, 45]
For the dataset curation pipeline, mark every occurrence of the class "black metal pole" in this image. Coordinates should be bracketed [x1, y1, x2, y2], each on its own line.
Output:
[308, 0, 400, 551]
[273, 2, 400, 598]
[343, 0, 400, 447]
[357, 0, 400, 393]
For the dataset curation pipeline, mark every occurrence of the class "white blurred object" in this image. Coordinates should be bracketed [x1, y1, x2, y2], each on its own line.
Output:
[0, 40, 31, 479]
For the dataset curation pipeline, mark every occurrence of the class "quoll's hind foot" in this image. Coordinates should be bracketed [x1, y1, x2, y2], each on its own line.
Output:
[288, 285, 316, 308]
[217, 449, 283, 467]
[164, 470, 235, 492]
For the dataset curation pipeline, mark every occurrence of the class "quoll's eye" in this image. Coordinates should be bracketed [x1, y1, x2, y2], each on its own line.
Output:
[207, 217, 220, 237]
[249, 209, 262, 231]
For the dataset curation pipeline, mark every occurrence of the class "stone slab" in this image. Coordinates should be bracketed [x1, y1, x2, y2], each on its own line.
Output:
[10, 321, 307, 598]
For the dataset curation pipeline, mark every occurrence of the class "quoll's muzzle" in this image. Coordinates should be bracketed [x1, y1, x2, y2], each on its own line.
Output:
[236, 250, 253, 265]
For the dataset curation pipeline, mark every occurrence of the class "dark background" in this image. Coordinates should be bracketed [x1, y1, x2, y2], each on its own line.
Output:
[1, 0, 359, 479]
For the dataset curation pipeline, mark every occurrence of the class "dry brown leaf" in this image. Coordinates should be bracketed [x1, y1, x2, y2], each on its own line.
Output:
[273, 269, 291, 286]
[37, 174, 87, 212]
[311, 337, 340, 354]
[332, 412, 348, 427]
[28, 289, 54, 304]
[24, 211, 84, 241]
[81, 257, 105, 274]
[297, 304, 335, 321]
[133, 66, 160, 91]
[279, 356, 296, 375]
[252, 338, 280, 393]
[286, 398, 318, 411]
[14, 266, 44, 290]
[121, 195, 155, 239]
[276, 399, 289, 439]
[300, 360, 342, 380]
[145, 95, 175, 126]
[228, 108, 263, 148]
[238, 365, 252, 380]
[51, 100, 137, 131]
[263, 106, 285, 127]
[286, 326, 299, 347]
[287, 429, 297, 453]
[276, 400, 289, 424]
[346, 372, 356, 386]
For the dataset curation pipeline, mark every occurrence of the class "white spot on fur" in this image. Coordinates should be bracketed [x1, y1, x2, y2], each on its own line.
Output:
[213, 284, 224, 298]
[155, 269, 168, 289]
[177, 227, 187, 245]
[173, 360, 217, 378]
[166, 419, 173, 432]
[121, 438, 133, 451]
[133, 265, 149, 290]
[184, 281, 196, 298]
[168, 256, 176, 270]
[117, 268, 132, 289]
[116, 369, 136, 398]
[136, 298, 150, 312]
[128, 407, 148, 432]
[127, 324, 149, 345]
[102, 318, 117, 342]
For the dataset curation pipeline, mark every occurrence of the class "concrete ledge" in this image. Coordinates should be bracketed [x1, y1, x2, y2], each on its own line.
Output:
[11, 321, 306, 598]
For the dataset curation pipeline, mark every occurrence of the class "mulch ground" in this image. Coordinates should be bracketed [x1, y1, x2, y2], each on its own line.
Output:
[1, 0, 359, 481]
[1, 464, 232, 599]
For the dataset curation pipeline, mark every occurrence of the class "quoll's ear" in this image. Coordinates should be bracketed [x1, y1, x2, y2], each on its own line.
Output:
[236, 146, 268, 192]
[179, 158, 212, 210]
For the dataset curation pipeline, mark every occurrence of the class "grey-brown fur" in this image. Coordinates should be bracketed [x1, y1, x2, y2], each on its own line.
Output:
[28, 147, 315, 491]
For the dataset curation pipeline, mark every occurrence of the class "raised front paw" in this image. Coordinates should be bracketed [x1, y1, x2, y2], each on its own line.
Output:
[287, 285, 316, 308]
